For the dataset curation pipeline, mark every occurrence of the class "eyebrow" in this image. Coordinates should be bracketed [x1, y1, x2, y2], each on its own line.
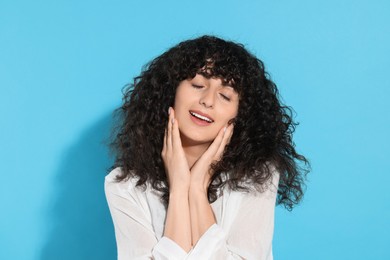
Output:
[222, 83, 234, 88]
[220, 82, 237, 92]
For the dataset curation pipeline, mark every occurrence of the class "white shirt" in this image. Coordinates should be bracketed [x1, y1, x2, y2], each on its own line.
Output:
[105, 167, 279, 260]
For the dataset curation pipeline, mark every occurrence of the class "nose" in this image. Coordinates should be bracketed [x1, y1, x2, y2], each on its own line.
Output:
[199, 88, 214, 108]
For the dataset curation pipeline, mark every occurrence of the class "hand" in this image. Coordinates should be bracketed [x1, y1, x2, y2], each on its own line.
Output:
[161, 107, 191, 193]
[189, 123, 234, 193]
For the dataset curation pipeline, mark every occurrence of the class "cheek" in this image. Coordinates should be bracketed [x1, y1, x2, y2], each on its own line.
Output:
[173, 84, 183, 106]
[173, 95, 183, 111]
[173, 86, 190, 110]
[229, 103, 239, 119]
[219, 110, 238, 126]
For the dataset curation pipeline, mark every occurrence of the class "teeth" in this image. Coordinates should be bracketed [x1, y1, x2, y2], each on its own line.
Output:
[190, 112, 213, 123]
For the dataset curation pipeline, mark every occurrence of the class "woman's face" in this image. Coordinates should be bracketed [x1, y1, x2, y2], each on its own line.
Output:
[173, 74, 239, 147]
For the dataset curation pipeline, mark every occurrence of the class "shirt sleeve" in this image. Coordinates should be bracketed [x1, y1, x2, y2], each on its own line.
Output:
[186, 172, 280, 260]
[104, 168, 187, 260]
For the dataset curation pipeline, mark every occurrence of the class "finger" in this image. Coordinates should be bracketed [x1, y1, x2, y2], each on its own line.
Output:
[171, 109, 183, 149]
[162, 128, 167, 154]
[167, 107, 173, 150]
[162, 108, 171, 155]
[225, 124, 234, 144]
[222, 123, 234, 145]
[215, 123, 234, 160]
[202, 125, 226, 158]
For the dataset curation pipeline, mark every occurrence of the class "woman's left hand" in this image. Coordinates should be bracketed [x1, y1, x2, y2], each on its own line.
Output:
[189, 123, 234, 193]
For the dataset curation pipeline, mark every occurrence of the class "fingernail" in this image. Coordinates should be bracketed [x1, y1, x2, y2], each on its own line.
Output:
[168, 107, 171, 115]
[172, 118, 175, 124]
[224, 126, 227, 132]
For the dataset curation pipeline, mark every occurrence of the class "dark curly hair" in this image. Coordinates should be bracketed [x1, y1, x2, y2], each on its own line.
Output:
[110, 35, 309, 210]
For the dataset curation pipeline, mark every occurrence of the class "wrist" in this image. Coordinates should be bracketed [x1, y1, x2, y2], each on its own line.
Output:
[169, 186, 190, 198]
[189, 177, 209, 192]
[189, 184, 208, 199]
[169, 178, 190, 193]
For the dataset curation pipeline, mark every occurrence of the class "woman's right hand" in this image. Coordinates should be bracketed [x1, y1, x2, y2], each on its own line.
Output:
[161, 107, 191, 193]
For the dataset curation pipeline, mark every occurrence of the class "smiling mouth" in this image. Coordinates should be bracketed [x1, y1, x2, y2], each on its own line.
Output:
[189, 111, 214, 123]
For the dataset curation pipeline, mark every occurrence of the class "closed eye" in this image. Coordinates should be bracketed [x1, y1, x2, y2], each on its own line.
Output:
[191, 84, 203, 89]
[220, 93, 231, 101]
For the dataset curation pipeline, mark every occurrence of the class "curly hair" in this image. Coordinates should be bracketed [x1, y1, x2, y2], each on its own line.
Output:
[110, 35, 309, 210]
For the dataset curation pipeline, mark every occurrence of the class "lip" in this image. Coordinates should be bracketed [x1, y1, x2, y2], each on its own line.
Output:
[189, 110, 214, 126]
[189, 110, 214, 121]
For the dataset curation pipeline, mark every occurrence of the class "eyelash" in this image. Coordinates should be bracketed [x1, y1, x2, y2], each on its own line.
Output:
[191, 84, 203, 89]
[220, 94, 231, 101]
[191, 84, 231, 101]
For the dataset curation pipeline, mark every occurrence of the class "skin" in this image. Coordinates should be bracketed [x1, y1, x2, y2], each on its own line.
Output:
[161, 74, 239, 251]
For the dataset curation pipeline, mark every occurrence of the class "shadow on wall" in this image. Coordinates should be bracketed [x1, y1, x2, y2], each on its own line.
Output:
[40, 113, 117, 260]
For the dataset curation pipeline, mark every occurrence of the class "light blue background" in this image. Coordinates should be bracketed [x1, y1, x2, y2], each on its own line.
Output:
[1, 0, 389, 259]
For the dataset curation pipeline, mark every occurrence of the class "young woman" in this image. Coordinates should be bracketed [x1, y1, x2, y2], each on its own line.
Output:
[105, 35, 309, 259]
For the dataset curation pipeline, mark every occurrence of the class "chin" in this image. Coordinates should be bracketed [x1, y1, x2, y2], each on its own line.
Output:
[179, 131, 215, 147]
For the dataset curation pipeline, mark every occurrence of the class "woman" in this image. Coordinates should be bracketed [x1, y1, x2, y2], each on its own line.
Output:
[105, 35, 309, 259]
